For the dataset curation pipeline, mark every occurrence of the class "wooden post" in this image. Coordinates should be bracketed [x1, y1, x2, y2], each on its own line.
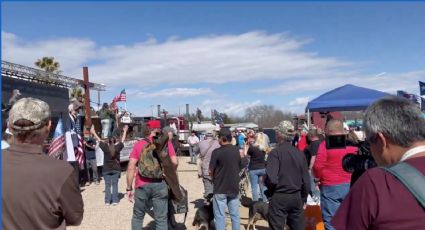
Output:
[83, 67, 92, 135]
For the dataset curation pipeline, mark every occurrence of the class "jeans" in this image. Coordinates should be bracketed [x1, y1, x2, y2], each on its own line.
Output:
[202, 176, 214, 198]
[320, 183, 350, 230]
[268, 192, 305, 230]
[213, 194, 240, 230]
[189, 146, 197, 163]
[131, 181, 169, 230]
[86, 159, 99, 183]
[104, 170, 120, 204]
[248, 168, 267, 201]
[101, 119, 111, 139]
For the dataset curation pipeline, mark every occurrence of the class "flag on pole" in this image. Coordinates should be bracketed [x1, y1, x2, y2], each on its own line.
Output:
[113, 89, 127, 102]
[74, 115, 85, 170]
[196, 108, 202, 124]
[48, 118, 65, 159]
[397, 90, 421, 107]
[420, 81, 425, 96]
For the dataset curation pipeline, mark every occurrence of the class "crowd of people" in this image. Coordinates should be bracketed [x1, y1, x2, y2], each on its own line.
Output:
[2, 94, 425, 230]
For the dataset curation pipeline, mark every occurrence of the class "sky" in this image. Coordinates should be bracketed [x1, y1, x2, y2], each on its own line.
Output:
[2, 2, 425, 117]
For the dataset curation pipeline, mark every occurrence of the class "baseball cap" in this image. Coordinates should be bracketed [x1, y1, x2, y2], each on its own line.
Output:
[146, 120, 161, 129]
[8, 98, 51, 131]
[275, 120, 295, 135]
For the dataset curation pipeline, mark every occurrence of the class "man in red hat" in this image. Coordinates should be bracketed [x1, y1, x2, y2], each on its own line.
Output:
[126, 120, 177, 230]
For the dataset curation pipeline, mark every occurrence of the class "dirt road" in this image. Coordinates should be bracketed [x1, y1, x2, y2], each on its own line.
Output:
[68, 157, 268, 230]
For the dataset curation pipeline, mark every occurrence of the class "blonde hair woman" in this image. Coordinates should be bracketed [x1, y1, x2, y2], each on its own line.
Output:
[247, 133, 268, 201]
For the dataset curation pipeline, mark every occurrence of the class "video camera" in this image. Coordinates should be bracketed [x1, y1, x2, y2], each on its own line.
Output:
[342, 141, 377, 186]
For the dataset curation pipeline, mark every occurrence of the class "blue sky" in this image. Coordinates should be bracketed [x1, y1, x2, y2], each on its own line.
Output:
[2, 2, 425, 117]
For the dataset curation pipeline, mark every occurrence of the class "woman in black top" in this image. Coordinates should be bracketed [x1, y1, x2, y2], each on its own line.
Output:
[247, 133, 268, 201]
[97, 125, 128, 205]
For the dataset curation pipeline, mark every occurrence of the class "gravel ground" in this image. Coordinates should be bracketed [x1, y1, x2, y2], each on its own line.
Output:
[68, 157, 268, 230]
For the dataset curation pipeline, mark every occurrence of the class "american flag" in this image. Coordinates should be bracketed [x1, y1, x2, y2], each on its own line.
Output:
[48, 118, 65, 159]
[420, 81, 425, 96]
[74, 115, 85, 169]
[113, 89, 126, 102]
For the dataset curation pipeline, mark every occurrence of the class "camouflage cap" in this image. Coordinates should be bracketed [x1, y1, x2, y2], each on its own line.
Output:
[275, 120, 295, 135]
[8, 97, 51, 131]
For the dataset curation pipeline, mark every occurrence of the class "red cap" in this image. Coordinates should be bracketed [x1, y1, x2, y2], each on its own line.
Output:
[146, 120, 161, 129]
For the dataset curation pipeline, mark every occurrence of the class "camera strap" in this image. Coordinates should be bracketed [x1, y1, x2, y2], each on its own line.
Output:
[382, 162, 425, 208]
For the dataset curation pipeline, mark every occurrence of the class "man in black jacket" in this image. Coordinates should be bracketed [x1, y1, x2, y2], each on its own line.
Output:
[265, 120, 310, 230]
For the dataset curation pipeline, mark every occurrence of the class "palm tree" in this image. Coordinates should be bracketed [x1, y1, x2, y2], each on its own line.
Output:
[70, 86, 85, 103]
[35, 57, 60, 73]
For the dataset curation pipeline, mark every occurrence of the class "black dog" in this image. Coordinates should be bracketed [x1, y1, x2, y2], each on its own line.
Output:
[192, 194, 215, 230]
[241, 196, 269, 230]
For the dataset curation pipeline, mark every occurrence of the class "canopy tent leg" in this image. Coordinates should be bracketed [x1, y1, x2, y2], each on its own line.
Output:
[307, 109, 311, 129]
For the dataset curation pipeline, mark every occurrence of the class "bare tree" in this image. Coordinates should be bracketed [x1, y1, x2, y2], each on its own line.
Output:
[244, 105, 295, 128]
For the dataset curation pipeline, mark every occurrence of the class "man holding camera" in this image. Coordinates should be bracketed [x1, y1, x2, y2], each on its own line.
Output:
[265, 120, 310, 230]
[313, 119, 357, 230]
[333, 96, 425, 230]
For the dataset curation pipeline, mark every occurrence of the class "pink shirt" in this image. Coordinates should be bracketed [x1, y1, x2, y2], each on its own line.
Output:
[129, 137, 176, 188]
[313, 141, 357, 186]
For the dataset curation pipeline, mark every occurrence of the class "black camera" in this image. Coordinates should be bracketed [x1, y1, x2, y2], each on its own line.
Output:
[342, 141, 377, 186]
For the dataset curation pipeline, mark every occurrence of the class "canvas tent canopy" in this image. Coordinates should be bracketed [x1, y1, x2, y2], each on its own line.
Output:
[306, 84, 391, 112]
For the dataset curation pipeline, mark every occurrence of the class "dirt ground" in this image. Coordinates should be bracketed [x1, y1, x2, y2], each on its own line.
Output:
[68, 156, 268, 230]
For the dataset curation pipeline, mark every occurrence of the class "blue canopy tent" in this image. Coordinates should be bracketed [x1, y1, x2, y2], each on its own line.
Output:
[305, 84, 391, 126]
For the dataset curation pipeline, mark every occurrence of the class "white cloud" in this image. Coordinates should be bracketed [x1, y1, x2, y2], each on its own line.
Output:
[2, 31, 349, 87]
[289, 96, 311, 106]
[135, 87, 213, 98]
[199, 99, 262, 117]
[2, 31, 96, 77]
[257, 70, 425, 96]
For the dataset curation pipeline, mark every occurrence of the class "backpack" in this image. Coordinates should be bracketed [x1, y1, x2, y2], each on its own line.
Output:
[138, 139, 164, 179]
[382, 161, 425, 208]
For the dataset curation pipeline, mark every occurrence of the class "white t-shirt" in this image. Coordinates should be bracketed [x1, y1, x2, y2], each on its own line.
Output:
[121, 116, 131, 124]
[188, 135, 200, 146]
[95, 142, 104, 166]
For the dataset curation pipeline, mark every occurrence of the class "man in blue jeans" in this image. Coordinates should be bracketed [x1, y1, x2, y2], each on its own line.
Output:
[313, 120, 358, 230]
[209, 129, 242, 230]
[126, 121, 178, 230]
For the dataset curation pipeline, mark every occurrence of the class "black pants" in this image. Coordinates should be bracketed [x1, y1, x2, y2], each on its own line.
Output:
[268, 192, 305, 230]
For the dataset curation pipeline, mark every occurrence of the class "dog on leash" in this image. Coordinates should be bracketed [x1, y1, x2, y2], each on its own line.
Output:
[192, 193, 215, 230]
[240, 195, 269, 230]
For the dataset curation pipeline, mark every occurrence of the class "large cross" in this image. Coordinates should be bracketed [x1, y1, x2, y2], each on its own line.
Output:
[81, 67, 92, 136]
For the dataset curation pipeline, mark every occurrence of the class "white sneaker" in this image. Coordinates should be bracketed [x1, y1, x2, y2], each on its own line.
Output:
[105, 203, 110, 206]
[112, 203, 118, 206]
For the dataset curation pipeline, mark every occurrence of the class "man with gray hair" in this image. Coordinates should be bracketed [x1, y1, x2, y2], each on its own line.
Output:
[198, 131, 220, 198]
[333, 96, 425, 229]
[2, 98, 84, 230]
[265, 120, 310, 230]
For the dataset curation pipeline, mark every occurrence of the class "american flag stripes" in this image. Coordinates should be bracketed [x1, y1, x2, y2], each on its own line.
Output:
[113, 89, 126, 102]
[75, 134, 85, 170]
[74, 115, 85, 169]
[48, 118, 65, 159]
